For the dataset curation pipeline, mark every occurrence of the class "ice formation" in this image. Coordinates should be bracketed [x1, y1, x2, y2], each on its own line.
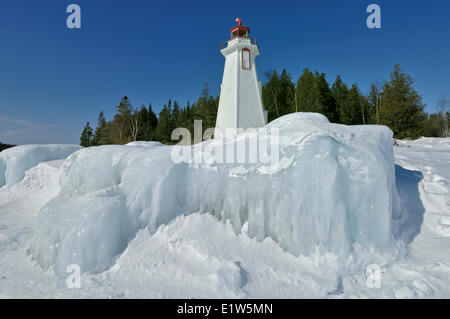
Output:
[0, 144, 82, 187]
[29, 113, 401, 274]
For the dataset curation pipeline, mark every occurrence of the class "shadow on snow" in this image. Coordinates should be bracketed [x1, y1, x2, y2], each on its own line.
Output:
[394, 164, 425, 244]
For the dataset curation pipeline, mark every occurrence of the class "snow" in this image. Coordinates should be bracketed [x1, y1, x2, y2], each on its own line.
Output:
[0, 115, 449, 298]
[91, 214, 339, 298]
[0, 144, 81, 187]
[126, 141, 163, 148]
[27, 113, 402, 275]
[338, 137, 450, 298]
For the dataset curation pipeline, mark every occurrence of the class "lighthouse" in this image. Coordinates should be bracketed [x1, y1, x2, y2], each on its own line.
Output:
[215, 18, 267, 135]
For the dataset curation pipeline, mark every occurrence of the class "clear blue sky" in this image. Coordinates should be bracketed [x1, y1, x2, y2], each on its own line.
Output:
[1, 0, 449, 144]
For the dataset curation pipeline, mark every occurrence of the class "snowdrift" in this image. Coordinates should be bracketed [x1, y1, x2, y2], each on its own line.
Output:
[0, 144, 82, 187]
[29, 113, 402, 274]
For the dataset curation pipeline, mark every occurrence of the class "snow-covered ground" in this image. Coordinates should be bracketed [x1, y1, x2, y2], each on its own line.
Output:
[339, 138, 450, 298]
[0, 119, 449, 298]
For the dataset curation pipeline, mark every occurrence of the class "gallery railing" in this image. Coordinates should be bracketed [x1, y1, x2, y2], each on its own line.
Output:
[220, 37, 259, 51]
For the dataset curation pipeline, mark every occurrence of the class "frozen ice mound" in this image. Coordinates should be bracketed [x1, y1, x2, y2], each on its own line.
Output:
[125, 141, 163, 148]
[30, 113, 402, 274]
[0, 144, 82, 187]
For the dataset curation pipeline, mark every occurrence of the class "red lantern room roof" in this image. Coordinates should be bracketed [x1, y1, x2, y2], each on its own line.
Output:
[230, 18, 250, 39]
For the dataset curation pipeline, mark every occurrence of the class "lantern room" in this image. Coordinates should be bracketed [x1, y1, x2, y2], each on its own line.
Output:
[230, 18, 249, 38]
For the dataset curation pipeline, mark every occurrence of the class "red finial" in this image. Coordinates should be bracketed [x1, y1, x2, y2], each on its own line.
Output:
[229, 18, 249, 39]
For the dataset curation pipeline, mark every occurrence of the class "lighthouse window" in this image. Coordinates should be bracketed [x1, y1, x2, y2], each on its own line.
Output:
[242, 49, 250, 69]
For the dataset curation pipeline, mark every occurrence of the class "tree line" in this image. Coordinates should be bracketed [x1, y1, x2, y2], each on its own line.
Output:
[0, 143, 15, 152]
[80, 64, 450, 146]
[80, 84, 219, 147]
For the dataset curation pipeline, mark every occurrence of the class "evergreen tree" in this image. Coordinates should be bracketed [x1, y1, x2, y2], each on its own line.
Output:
[172, 101, 181, 127]
[204, 96, 218, 129]
[262, 70, 281, 122]
[154, 101, 174, 143]
[197, 84, 212, 127]
[80, 122, 94, 147]
[262, 70, 294, 122]
[114, 96, 133, 143]
[339, 83, 365, 125]
[0, 143, 15, 152]
[279, 69, 295, 115]
[184, 84, 219, 138]
[137, 105, 148, 140]
[295, 69, 337, 122]
[422, 113, 445, 137]
[147, 103, 158, 140]
[101, 122, 116, 144]
[437, 95, 450, 137]
[379, 65, 426, 139]
[94, 111, 107, 145]
[294, 68, 316, 114]
[331, 75, 349, 123]
[117, 96, 132, 116]
[315, 72, 338, 122]
[177, 101, 193, 135]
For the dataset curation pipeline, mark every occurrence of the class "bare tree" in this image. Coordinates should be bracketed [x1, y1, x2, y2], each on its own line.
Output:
[130, 107, 141, 142]
[374, 80, 384, 125]
[360, 99, 366, 125]
[438, 95, 450, 137]
[294, 89, 298, 112]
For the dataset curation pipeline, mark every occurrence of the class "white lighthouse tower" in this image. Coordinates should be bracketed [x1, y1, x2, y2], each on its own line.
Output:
[215, 18, 267, 135]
